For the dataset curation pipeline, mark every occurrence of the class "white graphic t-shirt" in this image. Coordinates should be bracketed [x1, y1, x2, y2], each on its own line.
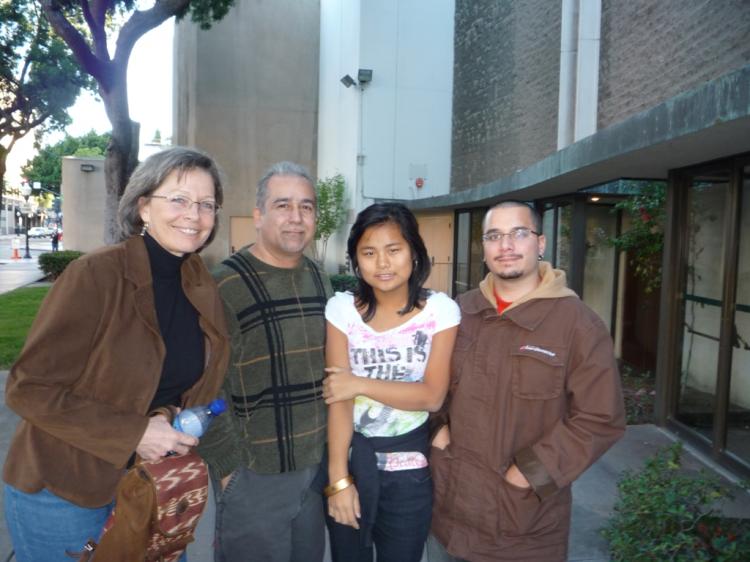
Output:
[325, 291, 461, 438]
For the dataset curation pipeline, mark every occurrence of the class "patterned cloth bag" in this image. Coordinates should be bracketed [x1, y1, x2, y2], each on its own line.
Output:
[73, 450, 209, 561]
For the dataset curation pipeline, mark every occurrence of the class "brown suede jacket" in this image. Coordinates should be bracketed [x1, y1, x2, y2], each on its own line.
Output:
[430, 264, 626, 561]
[3, 236, 229, 507]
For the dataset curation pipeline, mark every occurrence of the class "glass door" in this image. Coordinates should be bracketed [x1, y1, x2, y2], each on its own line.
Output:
[727, 164, 750, 464]
[453, 208, 487, 296]
[676, 169, 730, 441]
[582, 204, 617, 331]
[454, 211, 470, 294]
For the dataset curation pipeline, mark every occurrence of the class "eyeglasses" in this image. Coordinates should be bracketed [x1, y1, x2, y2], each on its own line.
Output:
[481, 227, 540, 243]
[150, 195, 220, 216]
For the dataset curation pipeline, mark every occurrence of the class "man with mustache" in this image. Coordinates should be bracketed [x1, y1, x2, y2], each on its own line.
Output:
[200, 162, 332, 562]
[427, 201, 625, 562]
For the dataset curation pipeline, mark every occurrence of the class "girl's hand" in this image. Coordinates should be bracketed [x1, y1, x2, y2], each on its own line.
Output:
[323, 367, 362, 404]
[327, 484, 361, 529]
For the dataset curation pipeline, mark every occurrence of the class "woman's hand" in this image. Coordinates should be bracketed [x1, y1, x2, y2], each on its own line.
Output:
[136, 414, 198, 461]
[327, 484, 361, 529]
[431, 425, 451, 450]
[323, 367, 362, 404]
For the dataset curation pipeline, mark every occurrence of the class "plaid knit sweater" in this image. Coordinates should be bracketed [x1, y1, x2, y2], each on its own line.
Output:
[198, 247, 332, 478]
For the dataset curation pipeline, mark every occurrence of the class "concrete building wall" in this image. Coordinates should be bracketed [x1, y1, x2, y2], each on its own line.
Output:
[358, 0, 454, 201]
[598, 0, 750, 130]
[1, 195, 24, 236]
[451, 0, 561, 192]
[317, 0, 362, 272]
[317, 0, 454, 272]
[174, 0, 320, 267]
[60, 157, 106, 253]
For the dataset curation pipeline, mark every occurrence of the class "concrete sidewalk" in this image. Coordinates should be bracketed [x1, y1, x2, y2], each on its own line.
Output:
[0, 249, 45, 295]
[0, 259, 45, 296]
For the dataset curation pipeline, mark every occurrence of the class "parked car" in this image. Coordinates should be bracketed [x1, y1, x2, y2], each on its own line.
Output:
[28, 227, 51, 238]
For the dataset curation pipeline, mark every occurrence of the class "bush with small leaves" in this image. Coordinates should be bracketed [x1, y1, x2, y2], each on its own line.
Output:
[38, 251, 84, 280]
[330, 274, 358, 293]
[603, 443, 750, 561]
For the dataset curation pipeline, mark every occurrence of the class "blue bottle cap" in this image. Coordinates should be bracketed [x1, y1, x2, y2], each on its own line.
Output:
[208, 398, 227, 416]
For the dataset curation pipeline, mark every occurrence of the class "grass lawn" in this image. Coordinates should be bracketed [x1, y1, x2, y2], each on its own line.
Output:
[0, 286, 50, 369]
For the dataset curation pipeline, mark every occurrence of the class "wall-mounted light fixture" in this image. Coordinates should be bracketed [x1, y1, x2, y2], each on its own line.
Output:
[340, 74, 357, 88]
[80, 163, 96, 173]
[357, 69, 373, 84]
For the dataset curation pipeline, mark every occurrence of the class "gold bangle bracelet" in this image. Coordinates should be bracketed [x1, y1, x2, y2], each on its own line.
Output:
[324, 475, 354, 498]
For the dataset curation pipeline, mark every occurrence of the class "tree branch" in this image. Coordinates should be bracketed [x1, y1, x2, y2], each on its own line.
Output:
[40, 0, 109, 87]
[23, 110, 53, 132]
[91, 0, 111, 28]
[5, 135, 18, 153]
[1, 108, 50, 145]
[113, 0, 189, 68]
[18, 13, 44, 86]
[79, 0, 109, 60]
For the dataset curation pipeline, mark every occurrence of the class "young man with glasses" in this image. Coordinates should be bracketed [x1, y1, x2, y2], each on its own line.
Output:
[427, 201, 625, 562]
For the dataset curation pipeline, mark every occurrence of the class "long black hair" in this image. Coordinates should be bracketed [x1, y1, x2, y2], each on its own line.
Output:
[347, 203, 431, 322]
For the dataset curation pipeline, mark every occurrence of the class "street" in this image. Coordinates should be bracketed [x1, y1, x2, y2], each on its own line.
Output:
[0, 235, 61, 261]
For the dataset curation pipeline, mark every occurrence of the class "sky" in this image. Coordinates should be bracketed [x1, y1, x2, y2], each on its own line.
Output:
[5, 20, 174, 187]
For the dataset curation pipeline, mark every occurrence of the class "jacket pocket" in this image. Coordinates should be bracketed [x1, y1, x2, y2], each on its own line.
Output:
[496, 475, 559, 537]
[510, 345, 566, 400]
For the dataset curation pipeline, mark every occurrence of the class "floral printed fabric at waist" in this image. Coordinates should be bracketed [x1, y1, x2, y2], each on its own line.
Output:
[375, 451, 428, 471]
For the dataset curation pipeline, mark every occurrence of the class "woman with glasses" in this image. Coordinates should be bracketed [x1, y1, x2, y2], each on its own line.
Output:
[3, 147, 230, 561]
[321, 203, 460, 562]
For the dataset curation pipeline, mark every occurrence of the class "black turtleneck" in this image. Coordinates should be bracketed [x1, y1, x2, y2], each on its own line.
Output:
[143, 232, 205, 409]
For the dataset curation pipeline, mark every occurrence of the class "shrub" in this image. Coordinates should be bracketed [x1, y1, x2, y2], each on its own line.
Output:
[608, 181, 666, 294]
[38, 250, 84, 279]
[330, 274, 357, 293]
[620, 364, 656, 424]
[602, 442, 750, 561]
[314, 174, 347, 264]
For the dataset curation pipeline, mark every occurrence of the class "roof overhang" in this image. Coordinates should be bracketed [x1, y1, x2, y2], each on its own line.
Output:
[404, 64, 750, 211]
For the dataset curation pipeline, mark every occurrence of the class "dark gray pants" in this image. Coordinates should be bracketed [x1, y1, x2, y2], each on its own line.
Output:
[425, 534, 468, 562]
[213, 464, 325, 562]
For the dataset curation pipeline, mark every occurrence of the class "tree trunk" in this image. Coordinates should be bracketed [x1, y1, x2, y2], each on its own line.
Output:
[100, 69, 139, 244]
[0, 146, 7, 233]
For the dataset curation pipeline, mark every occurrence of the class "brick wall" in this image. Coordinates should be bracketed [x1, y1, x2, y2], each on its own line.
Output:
[452, 0, 561, 192]
[598, 0, 750, 130]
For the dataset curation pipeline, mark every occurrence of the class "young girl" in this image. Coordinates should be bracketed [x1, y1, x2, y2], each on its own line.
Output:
[322, 203, 460, 562]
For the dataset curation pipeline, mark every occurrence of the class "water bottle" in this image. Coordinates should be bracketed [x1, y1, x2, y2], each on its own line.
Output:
[172, 398, 227, 438]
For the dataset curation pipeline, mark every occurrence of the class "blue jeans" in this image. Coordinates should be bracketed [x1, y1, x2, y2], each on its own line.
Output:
[4, 484, 188, 562]
[326, 467, 433, 562]
[4, 484, 113, 562]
